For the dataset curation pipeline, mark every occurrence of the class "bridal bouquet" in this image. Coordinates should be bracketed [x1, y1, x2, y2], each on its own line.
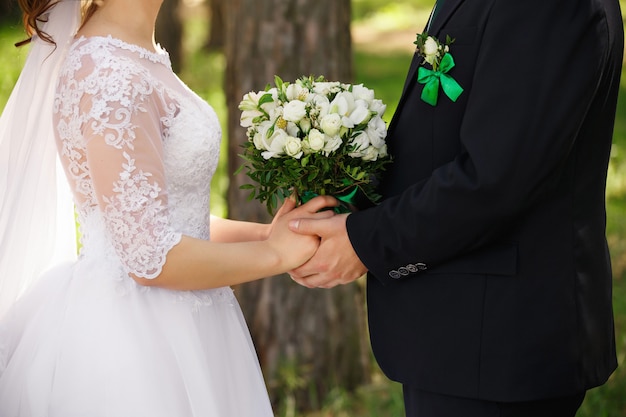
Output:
[237, 75, 391, 214]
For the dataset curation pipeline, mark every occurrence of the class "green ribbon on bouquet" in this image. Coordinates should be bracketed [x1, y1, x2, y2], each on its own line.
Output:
[300, 187, 359, 214]
[417, 53, 463, 106]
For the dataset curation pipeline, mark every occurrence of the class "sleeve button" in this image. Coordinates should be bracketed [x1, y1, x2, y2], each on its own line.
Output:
[389, 270, 402, 279]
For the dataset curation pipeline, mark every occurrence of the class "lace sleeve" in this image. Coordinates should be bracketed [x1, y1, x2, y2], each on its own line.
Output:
[78, 53, 182, 279]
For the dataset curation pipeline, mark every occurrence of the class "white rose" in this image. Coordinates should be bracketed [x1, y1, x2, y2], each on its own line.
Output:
[423, 36, 439, 65]
[424, 37, 439, 55]
[284, 136, 303, 159]
[361, 146, 379, 161]
[349, 131, 371, 153]
[282, 100, 307, 122]
[322, 135, 342, 156]
[369, 99, 387, 118]
[304, 129, 326, 152]
[366, 116, 387, 148]
[351, 84, 375, 103]
[320, 113, 342, 136]
[377, 144, 388, 158]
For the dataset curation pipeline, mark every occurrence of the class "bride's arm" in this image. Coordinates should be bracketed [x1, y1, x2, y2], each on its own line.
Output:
[136, 197, 335, 290]
[210, 195, 306, 243]
[209, 215, 269, 243]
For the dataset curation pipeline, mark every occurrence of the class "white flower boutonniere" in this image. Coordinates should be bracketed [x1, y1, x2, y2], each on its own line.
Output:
[414, 33, 463, 106]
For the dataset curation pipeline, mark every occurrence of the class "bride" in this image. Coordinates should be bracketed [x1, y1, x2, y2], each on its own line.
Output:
[0, 0, 335, 415]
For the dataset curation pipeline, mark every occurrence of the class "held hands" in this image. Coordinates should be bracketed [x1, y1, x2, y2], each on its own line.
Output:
[266, 195, 337, 272]
[288, 212, 367, 289]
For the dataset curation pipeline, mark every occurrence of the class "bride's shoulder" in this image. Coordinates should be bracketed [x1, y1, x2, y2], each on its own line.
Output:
[61, 36, 125, 74]
[68, 36, 135, 66]
[61, 36, 162, 84]
[69, 35, 170, 67]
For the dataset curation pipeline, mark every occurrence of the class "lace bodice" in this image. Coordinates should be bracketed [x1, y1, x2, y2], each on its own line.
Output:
[53, 36, 223, 296]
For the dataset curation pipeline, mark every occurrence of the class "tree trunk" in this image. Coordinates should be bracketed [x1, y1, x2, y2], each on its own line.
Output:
[224, 0, 369, 412]
[205, 0, 226, 51]
[156, 0, 183, 73]
[0, 0, 20, 22]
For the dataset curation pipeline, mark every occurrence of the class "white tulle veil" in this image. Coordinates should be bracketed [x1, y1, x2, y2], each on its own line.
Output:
[0, 0, 81, 317]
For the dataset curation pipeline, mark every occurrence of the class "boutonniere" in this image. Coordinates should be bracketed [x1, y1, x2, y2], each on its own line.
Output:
[414, 33, 464, 106]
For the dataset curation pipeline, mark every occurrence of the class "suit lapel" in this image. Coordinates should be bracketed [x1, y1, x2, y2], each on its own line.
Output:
[398, 0, 466, 102]
[427, 0, 464, 36]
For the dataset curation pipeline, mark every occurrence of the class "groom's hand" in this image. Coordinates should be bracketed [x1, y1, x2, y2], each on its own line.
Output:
[288, 214, 367, 288]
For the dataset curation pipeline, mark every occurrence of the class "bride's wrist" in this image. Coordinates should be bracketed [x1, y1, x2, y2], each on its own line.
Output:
[259, 223, 271, 241]
[259, 239, 286, 274]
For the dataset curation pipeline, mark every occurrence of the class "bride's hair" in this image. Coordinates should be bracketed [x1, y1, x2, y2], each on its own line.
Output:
[16, 0, 98, 47]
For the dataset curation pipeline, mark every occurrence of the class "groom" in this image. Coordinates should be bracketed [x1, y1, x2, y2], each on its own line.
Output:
[289, 0, 624, 415]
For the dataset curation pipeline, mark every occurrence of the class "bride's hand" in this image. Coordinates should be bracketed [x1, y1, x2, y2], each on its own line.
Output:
[266, 195, 338, 271]
[266, 194, 337, 237]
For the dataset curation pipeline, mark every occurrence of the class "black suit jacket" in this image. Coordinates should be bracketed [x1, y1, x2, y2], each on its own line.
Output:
[347, 0, 623, 402]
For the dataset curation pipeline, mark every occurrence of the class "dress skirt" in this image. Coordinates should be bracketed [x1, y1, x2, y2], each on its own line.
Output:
[0, 258, 274, 417]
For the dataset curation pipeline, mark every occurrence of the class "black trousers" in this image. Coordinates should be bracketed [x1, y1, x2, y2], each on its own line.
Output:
[403, 386, 586, 417]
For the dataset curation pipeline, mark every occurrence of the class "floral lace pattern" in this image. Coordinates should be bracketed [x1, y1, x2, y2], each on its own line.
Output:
[102, 151, 182, 278]
[53, 36, 231, 306]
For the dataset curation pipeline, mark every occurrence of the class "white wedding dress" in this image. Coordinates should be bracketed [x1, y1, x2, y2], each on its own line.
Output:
[0, 36, 274, 417]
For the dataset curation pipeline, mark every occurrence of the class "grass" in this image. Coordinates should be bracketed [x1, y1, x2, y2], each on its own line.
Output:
[1, 2, 626, 416]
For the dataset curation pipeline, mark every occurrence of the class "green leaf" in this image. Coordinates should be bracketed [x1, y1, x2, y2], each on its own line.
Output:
[258, 93, 275, 107]
[234, 165, 244, 175]
[274, 75, 284, 91]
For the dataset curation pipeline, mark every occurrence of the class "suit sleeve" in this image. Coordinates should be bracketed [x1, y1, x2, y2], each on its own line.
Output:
[346, 0, 615, 283]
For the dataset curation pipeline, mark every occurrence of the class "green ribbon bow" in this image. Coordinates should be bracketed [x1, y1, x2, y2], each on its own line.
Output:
[417, 53, 463, 106]
[301, 187, 359, 214]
